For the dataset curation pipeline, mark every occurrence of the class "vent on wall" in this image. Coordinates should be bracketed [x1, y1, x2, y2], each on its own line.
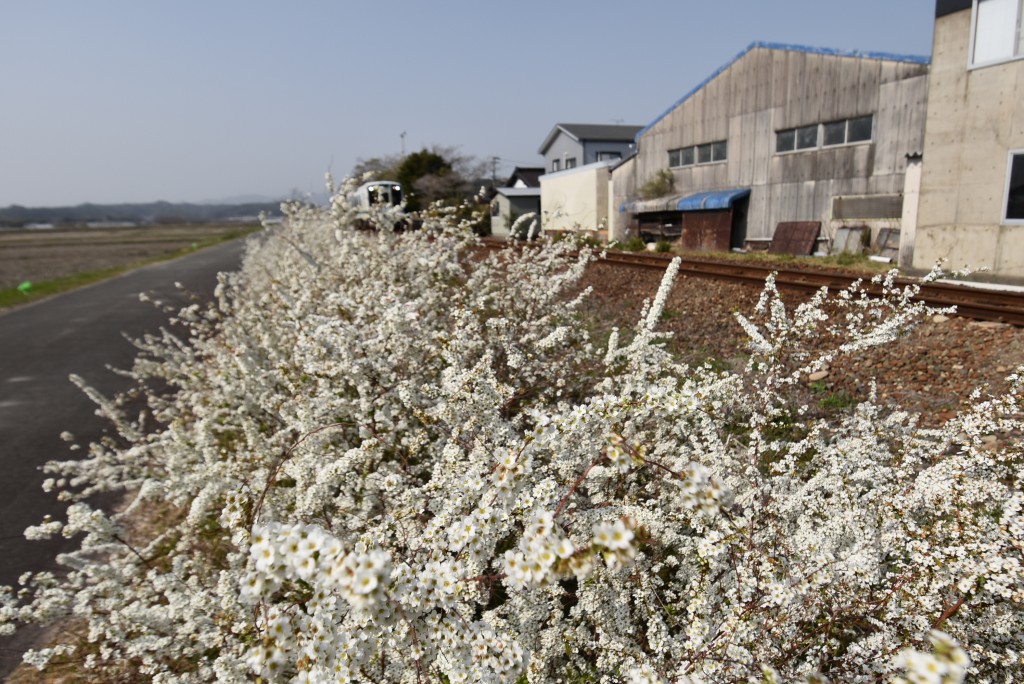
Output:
[832, 194, 902, 220]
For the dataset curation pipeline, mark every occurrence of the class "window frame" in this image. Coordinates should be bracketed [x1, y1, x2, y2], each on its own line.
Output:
[565, 157, 577, 170]
[776, 129, 797, 153]
[668, 140, 727, 168]
[777, 115, 873, 154]
[822, 121, 847, 147]
[846, 115, 873, 143]
[795, 124, 818, 150]
[711, 140, 728, 162]
[1003, 149, 1024, 224]
[970, 0, 1024, 68]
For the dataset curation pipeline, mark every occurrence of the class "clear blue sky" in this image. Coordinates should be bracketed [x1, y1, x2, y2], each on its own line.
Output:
[1, 1, 937, 208]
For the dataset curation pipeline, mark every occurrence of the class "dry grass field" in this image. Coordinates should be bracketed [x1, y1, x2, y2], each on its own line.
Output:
[0, 224, 259, 306]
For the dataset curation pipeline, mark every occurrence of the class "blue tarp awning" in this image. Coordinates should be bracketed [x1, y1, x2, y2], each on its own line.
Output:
[675, 188, 750, 211]
[628, 188, 750, 214]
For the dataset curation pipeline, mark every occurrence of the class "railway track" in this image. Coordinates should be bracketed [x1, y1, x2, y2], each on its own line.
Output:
[481, 239, 1024, 326]
[605, 251, 1024, 327]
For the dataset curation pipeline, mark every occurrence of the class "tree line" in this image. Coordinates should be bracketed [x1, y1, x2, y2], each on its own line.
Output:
[0, 200, 285, 228]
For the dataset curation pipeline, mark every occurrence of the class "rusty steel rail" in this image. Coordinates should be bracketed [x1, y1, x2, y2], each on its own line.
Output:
[600, 250, 1024, 327]
[479, 240, 1024, 326]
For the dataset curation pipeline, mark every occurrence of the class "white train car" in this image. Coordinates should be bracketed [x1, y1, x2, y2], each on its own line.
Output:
[349, 180, 403, 220]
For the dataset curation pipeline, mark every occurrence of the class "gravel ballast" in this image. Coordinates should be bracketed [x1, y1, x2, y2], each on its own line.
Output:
[577, 259, 1024, 427]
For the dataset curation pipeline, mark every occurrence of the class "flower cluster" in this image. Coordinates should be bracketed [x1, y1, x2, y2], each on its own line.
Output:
[243, 523, 391, 608]
[501, 510, 576, 589]
[892, 630, 971, 684]
[1, 174, 1022, 682]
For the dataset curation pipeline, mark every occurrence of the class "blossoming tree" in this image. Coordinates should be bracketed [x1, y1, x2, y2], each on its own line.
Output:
[1, 178, 1020, 683]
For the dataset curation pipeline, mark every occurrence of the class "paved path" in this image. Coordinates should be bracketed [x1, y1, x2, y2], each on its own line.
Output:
[0, 238, 248, 677]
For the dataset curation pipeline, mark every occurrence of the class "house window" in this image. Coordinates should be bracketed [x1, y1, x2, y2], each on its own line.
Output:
[491, 201, 500, 217]
[597, 151, 622, 161]
[552, 160, 561, 172]
[565, 158, 577, 169]
[668, 140, 726, 167]
[972, 0, 1024, 65]
[1005, 151, 1024, 221]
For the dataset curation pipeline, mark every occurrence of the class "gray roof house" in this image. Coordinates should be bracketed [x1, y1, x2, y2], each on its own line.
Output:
[538, 123, 642, 174]
[490, 167, 543, 238]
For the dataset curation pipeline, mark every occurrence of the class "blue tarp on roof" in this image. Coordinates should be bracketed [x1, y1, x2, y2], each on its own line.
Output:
[675, 188, 750, 211]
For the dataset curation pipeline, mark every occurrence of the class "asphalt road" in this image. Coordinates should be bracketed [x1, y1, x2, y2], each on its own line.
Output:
[0, 237, 248, 677]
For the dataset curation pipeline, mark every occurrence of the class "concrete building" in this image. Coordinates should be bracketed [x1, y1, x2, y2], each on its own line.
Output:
[912, 0, 1024, 279]
[622, 42, 930, 253]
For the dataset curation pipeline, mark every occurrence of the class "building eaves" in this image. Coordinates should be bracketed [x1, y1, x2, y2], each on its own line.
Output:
[508, 167, 544, 188]
[539, 159, 616, 181]
[635, 41, 932, 140]
[936, 0, 971, 18]
[609, 151, 637, 173]
[495, 187, 541, 198]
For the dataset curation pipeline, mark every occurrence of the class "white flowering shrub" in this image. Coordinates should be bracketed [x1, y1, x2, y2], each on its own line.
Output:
[1, 177, 1022, 683]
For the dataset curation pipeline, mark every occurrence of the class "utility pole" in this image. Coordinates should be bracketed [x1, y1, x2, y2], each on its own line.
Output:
[491, 156, 499, 185]
[400, 131, 406, 156]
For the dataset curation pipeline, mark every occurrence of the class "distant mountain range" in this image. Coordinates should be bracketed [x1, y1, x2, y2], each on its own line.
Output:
[0, 199, 290, 227]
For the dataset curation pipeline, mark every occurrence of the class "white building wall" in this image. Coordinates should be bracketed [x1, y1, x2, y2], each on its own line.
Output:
[610, 157, 637, 240]
[540, 162, 612, 233]
[914, 7, 1024, 278]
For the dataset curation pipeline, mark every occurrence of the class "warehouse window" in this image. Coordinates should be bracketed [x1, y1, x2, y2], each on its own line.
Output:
[779, 116, 873, 153]
[1005, 151, 1024, 222]
[777, 124, 818, 152]
[847, 115, 873, 142]
[776, 129, 796, 152]
[822, 116, 873, 147]
[796, 124, 818, 149]
[972, 0, 1023, 65]
[668, 140, 726, 167]
[823, 121, 846, 146]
